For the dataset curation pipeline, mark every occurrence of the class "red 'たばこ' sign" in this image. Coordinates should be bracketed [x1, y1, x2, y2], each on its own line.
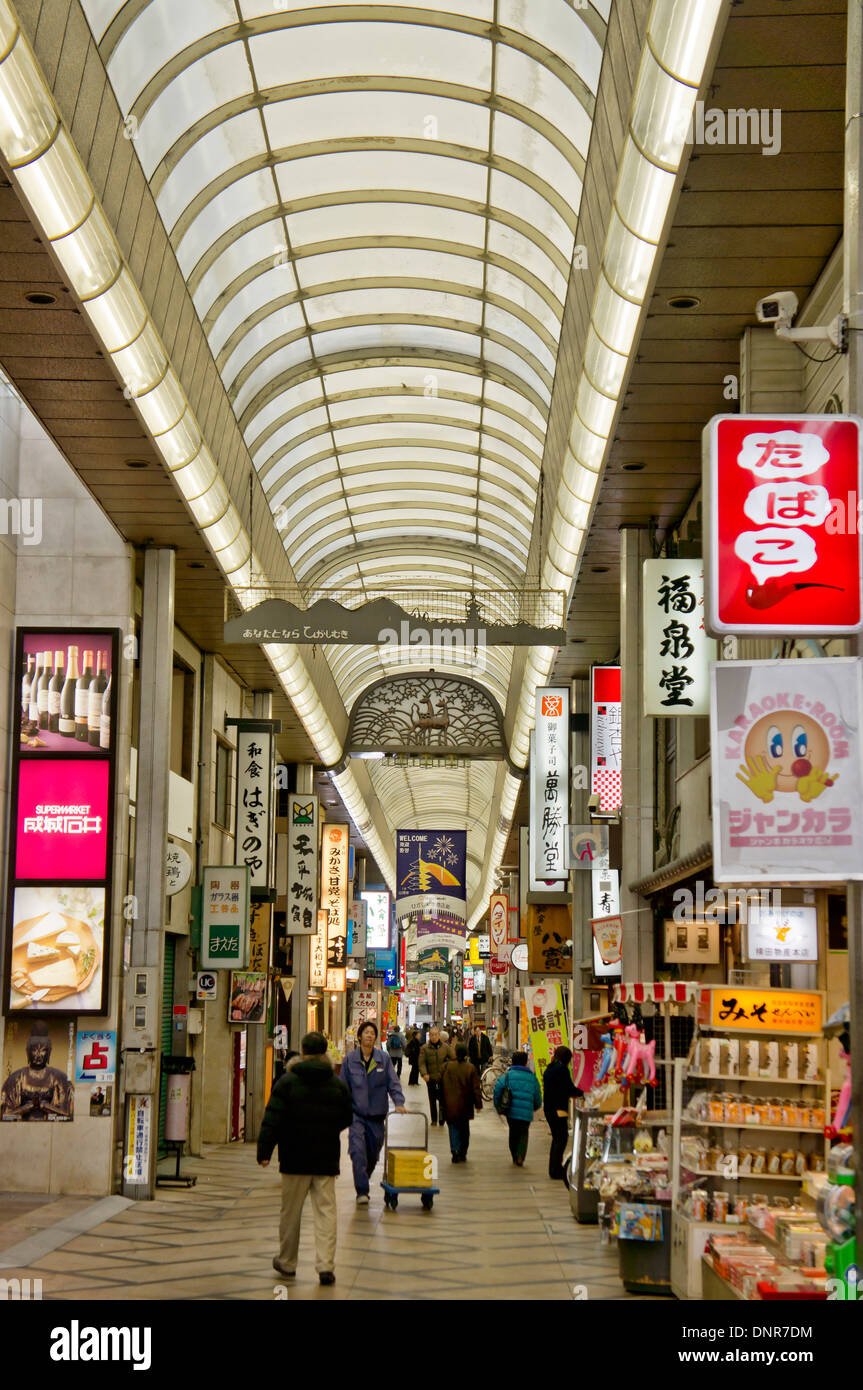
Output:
[705, 414, 863, 635]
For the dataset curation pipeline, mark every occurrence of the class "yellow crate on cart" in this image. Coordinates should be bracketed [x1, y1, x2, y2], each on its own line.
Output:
[386, 1148, 431, 1188]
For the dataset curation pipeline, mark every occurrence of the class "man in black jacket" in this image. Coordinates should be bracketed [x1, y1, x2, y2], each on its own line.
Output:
[257, 1031, 353, 1285]
[467, 1025, 493, 1072]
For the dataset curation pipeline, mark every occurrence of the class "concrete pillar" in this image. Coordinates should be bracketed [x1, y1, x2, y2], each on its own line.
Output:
[243, 692, 272, 1144]
[289, 764, 314, 1052]
[619, 526, 655, 979]
[122, 548, 175, 1200]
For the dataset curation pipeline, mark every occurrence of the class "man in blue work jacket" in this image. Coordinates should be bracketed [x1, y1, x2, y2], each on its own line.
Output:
[339, 1019, 407, 1204]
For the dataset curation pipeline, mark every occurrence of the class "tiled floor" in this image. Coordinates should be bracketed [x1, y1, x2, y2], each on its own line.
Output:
[0, 1091, 645, 1301]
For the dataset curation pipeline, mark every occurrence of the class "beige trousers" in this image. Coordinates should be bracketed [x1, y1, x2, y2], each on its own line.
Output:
[278, 1173, 337, 1274]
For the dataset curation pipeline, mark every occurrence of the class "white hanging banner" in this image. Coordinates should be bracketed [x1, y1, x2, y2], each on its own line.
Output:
[349, 898, 368, 958]
[532, 688, 570, 879]
[643, 559, 714, 716]
[590, 667, 622, 817]
[286, 793, 319, 934]
[591, 866, 622, 979]
[235, 725, 275, 891]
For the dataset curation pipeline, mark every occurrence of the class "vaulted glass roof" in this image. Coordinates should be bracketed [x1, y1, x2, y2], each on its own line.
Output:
[81, 0, 610, 868]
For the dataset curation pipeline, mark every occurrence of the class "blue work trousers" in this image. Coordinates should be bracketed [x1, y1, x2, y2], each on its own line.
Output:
[349, 1115, 385, 1196]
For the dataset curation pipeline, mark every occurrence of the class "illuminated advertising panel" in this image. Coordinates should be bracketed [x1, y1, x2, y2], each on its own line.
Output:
[362, 890, 391, 950]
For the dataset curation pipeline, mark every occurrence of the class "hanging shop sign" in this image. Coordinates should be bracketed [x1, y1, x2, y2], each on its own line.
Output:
[643, 559, 713, 716]
[451, 953, 463, 1013]
[248, 901, 272, 975]
[166, 843, 193, 896]
[523, 983, 569, 1093]
[351, 990, 378, 1025]
[568, 824, 610, 868]
[195, 972, 217, 1001]
[4, 628, 119, 1019]
[416, 913, 466, 952]
[417, 946, 449, 982]
[362, 890, 391, 950]
[532, 687, 570, 878]
[285, 793, 319, 935]
[526, 903, 571, 974]
[518, 826, 529, 932]
[200, 866, 250, 970]
[228, 971, 267, 1023]
[744, 904, 818, 964]
[704, 414, 863, 636]
[710, 658, 863, 882]
[489, 957, 508, 975]
[591, 866, 621, 979]
[590, 665, 622, 817]
[528, 732, 566, 892]
[396, 829, 467, 922]
[488, 893, 508, 953]
[0, 1018, 75, 1121]
[321, 824, 349, 992]
[310, 910, 328, 988]
[463, 965, 474, 1004]
[349, 898, 368, 958]
[698, 986, 822, 1036]
[510, 943, 528, 971]
[234, 723, 275, 894]
[663, 919, 720, 964]
[591, 916, 623, 965]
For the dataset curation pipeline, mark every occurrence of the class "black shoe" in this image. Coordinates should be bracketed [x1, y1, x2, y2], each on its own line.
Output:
[273, 1260, 295, 1277]
[319, 1271, 336, 1286]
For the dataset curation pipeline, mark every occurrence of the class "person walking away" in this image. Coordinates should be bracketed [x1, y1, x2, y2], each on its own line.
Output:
[257, 1031, 353, 1286]
[468, 1024, 493, 1072]
[494, 1051, 542, 1166]
[405, 1027, 421, 1086]
[543, 1046, 583, 1181]
[339, 1020, 406, 1204]
[419, 1025, 453, 1126]
[441, 1043, 482, 1162]
[386, 1025, 406, 1077]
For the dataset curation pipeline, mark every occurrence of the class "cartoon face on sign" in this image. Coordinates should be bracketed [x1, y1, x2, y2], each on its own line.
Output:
[738, 710, 837, 803]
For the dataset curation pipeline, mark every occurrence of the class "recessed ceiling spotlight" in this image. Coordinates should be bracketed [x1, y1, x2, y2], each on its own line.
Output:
[188, 561, 206, 569]
[568, 638, 586, 644]
[623, 462, 646, 472]
[591, 566, 609, 573]
[667, 295, 701, 310]
[24, 290, 56, 305]
[125, 458, 149, 469]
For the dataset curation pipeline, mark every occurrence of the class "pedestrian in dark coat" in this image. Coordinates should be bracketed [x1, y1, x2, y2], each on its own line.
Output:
[468, 1025, 493, 1071]
[542, 1046, 583, 1180]
[441, 1043, 482, 1162]
[257, 1032, 353, 1285]
[405, 1028, 421, 1086]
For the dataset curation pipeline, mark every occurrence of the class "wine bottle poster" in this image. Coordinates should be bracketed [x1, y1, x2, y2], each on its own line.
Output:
[6, 628, 119, 1017]
[17, 630, 114, 755]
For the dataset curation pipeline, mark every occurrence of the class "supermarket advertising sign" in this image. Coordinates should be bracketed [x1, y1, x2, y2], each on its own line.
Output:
[704, 414, 863, 636]
[711, 658, 863, 882]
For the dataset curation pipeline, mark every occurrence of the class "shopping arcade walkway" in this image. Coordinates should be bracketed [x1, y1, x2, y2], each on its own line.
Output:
[0, 1092, 640, 1301]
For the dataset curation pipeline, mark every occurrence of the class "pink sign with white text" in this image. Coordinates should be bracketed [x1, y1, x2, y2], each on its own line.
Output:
[15, 760, 110, 881]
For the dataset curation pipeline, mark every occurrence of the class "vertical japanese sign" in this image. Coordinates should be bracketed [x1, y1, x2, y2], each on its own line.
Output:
[532, 688, 569, 878]
[528, 731, 566, 890]
[451, 953, 463, 1013]
[705, 414, 863, 635]
[125, 1096, 152, 1183]
[4, 627, 119, 1018]
[523, 983, 569, 1093]
[349, 898, 368, 957]
[248, 901, 272, 976]
[235, 725, 274, 893]
[463, 964, 474, 1004]
[362, 889, 390, 949]
[643, 559, 713, 716]
[201, 867, 250, 968]
[590, 667, 622, 817]
[591, 867, 622, 979]
[321, 824, 349, 991]
[518, 826, 529, 934]
[310, 909, 328, 988]
[526, 904, 571, 974]
[286, 793, 319, 934]
[711, 658, 863, 882]
[395, 831, 467, 922]
[489, 893, 508, 957]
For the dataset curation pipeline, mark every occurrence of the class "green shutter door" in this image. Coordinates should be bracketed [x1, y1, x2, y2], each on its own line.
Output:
[157, 935, 176, 1156]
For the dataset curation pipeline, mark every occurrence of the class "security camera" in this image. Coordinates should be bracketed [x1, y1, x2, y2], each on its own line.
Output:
[755, 290, 848, 351]
[755, 291, 798, 327]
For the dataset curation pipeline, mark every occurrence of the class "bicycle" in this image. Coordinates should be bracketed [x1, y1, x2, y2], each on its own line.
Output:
[480, 1055, 509, 1104]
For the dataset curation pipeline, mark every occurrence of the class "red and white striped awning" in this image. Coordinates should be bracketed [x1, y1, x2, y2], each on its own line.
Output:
[614, 981, 699, 1005]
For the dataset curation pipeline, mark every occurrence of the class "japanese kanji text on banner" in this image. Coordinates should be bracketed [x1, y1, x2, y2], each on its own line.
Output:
[590, 667, 622, 816]
[710, 658, 863, 881]
[321, 824, 349, 991]
[396, 830, 467, 922]
[643, 559, 713, 716]
[704, 414, 863, 636]
[532, 687, 569, 878]
[235, 727, 274, 892]
[285, 793, 318, 934]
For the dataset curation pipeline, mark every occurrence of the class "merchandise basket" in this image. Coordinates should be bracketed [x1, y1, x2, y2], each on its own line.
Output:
[380, 1108, 440, 1211]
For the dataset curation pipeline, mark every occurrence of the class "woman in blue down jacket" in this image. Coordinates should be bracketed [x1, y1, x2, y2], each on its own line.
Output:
[493, 1050, 543, 1166]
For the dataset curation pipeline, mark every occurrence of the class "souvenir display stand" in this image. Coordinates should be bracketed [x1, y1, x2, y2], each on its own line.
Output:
[577, 983, 699, 1295]
[671, 985, 830, 1300]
